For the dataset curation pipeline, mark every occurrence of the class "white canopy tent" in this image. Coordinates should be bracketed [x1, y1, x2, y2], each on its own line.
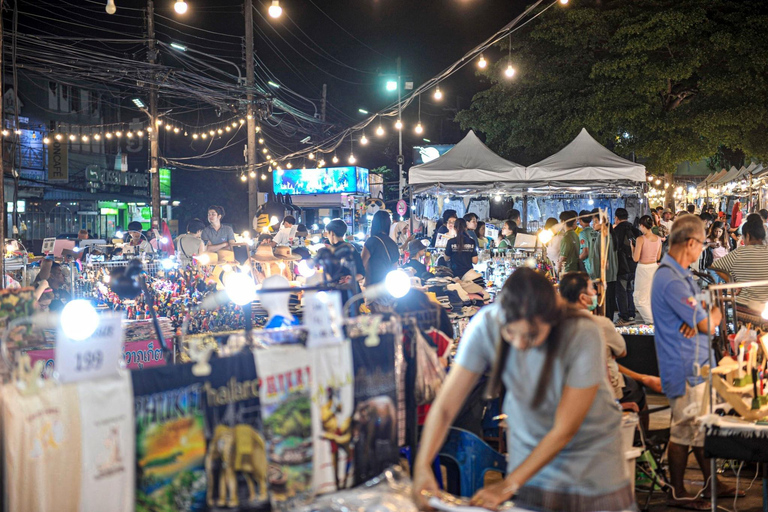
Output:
[526, 128, 646, 187]
[408, 130, 525, 194]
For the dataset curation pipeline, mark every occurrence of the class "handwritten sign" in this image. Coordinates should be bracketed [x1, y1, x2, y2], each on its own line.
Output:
[56, 313, 123, 383]
[304, 291, 344, 348]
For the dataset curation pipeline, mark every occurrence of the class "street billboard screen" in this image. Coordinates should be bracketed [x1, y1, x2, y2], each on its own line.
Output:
[273, 166, 369, 195]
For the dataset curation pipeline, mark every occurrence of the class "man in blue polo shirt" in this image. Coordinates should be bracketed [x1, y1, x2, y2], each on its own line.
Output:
[652, 215, 739, 509]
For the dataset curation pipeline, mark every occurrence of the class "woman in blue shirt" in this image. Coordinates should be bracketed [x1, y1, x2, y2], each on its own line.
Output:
[444, 218, 478, 280]
[412, 268, 632, 511]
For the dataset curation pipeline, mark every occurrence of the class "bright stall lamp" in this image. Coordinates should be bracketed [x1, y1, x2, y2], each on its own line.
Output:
[270, 216, 279, 226]
[504, 65, 516, 78]
[433, 87, 443, 100]
[538, 229, 554, 245]
[477, 55, 487, 69]
[268, 0, 282, 18]
[376, 126, 385, 137]
[323, 217, 331, 226]
[160, 258, 176, 270]
[360, 135, 368, 145]
[60, 300, 100, 341]
[395, 120, 403, 130]
[174, 0, 188, 14]
[224, 273, 258, 306]
[195, 253, 210, 265]
[297, 259, 316, 277]
[414, 123, 423, 134]
[384, 270, 411, 299]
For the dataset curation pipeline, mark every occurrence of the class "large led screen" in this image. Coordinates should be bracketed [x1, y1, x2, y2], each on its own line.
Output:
[273, 166, 369, 195]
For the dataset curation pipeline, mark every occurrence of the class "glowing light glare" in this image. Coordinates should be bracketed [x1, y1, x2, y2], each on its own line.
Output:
[360, 135, 368, 145]
[297, 260, 316, 277]
[538, 229, 555, 245]
[395, 120, 403, 130]
[69, 134, 76, 141]
[477, 55, 487, 69]
[414, 123, 423, 134]
[174, 0, 188, 14]
[159, 237, 169, 244]
[559, 0, 568, 4]
[115, 231, 123, 238]
[654, 179, 662, 185]
[332, 155, 339, 164]
[225, 274, 258, 306]
[385, 80, 398, 92]
[376, 125, 385, 137]
[160, 258, 176, 270]
[318, 159, 326, 167]
[762, 302, 768, 320]
[348, 154, 356, 164]
[268, 0, 282, 18]
[105, 0, 116, 14]
[312, 224, 319, 231]
[494, 195, 502, 202]
[60, 300, 100, 341]
[43, 137, 50, 144]
[195, 253, 210, 265]
[384, 270, 412, 299]
[355, 231, 365, 240]
[308, 153, 315, 160]
[323, 217, 331, 226]
[240, 174, 247, 182]
[434, 87, 443, 100]
[249, 170, 256, 178]
[55, 134, 62, 141]
[504, 65, 516, 78]
[193, 133, 199, 139]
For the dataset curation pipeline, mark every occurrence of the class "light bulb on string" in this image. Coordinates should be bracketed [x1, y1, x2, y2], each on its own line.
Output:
[415, 123, 423, 134]
[217, 128, 223, 135]
[104, 133, 112, 139]
[434, 87, 443, 100]
[261, 173, 267, 180]
[262, 148, 268, 154]
[43, 137, 49, 144]
[286, 162, 292, 169]
[225, 126, 231, 132]
[0, 130, 7, 137]
[94, 134, 101, 140]
[126, 131, 133, 138]
[332, 154, 339, 164]
[268, 0, 282, 18]
[318, 159, 325, 167]
[504, 35, 515, 79]
[174, 127, 180, 134]
[349, 154, 356, 164]
[240, 174, 247, 182]
[201, 133, 208, 139]
[55, 133, 62, 141]
[209, 130, 215, 136]
[174, 0, 188, 14]
[105, 0, 116, 14]
[559, 0, 568, 4]
[249, 170, 256, 178]
[258, 138, 264, 144]
[165, 124, 172, 131]
[246, 114, 253, 120]
[69, 134, 76, 141]
[255, 125, 261, 132]
[395, 119, 403, 130]
[192, 133, 198, 139]
[137, 131, 144, 137]
[477, 54, 487, 69]
[239, 119, 246, 125]
[360, 134, 368, 145]
[231, 122, 238, 128]
[82, 135, 89, 142]
[308, 153, 315, 160]
[376, 125, 385, 137]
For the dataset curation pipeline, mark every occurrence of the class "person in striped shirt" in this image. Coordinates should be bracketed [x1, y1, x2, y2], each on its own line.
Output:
[710, 218, 768, 310]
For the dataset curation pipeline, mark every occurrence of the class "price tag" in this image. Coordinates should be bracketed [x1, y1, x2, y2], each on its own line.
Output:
[304, 291, 344, 348]
[55, 313, 124, 383]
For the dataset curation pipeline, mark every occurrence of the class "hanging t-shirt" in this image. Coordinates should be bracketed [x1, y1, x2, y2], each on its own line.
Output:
[348, 316, 404, 485]
[489, 197, 515, 221]
[253, 345, 313, 511]
[310, 343, 355, 494]
[77, 374, 135, 512]
[445, 233, 478, 279]
[363, 234, 400, 286]
[2, 383, 83, 512]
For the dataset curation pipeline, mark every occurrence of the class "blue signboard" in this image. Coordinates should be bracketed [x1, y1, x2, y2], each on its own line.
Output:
[273, 166, 369, 195]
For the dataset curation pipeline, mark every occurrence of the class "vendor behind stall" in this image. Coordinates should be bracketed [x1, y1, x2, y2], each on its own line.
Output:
[201, 205, 235, 252]
[127, 221, 153, 255]
[175, 218, 206, 266]
[413, 268, 633, 512]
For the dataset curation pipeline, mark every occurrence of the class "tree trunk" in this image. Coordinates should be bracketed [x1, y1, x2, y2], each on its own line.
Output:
[664, 172, 675, 211]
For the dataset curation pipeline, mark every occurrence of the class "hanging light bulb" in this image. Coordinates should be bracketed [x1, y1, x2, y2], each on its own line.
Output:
[477, 55, 487, 69]
[261, 173, 267, 180]
[69, 134, 76, 141]
[286, 162, 292, 169]
[262, 148, 268, 154]
[174, 127, 180, 134]
[255, 125, 261, 132]
[360, 134, 368, 145]
[376, 125, 385, 137]
[209, 130, 215, 136]
[434, 87, 443, 100]
[240, 174, 247, 182]
[174, 0, 188, 14]
[115, 131, 122, 137]
[225, 126, 231, 132]
[192, 133, 199, 139]
[559, 0, 569, 4]
[249, 170, 256, 178]
[332, 155, 339, 164]
[395, 119, 403, 130]
[504, 64, 516, 78]
[415, 123, 423, 134]
[201, 133, 208, 139]
[165, 124, 172, 131]
[105, 0, 116, 14]
[308, 152, 315, 160]
[147, 126, 153, 133]
[246, 114, 253, 120]
[349, 154, 356, 164]
[268, 0, 282, 18]
[55, 133, 62, 141]
[104, 133, 112, 139]
[136, 130, 143, 137]
[82, 135, 89, 142]
[43, 137, 50, 144]
[258, 137, 264, 144]
[217, 128, 223, 135]
[126, 131, 133, 138]
[239, 119, 246, 125]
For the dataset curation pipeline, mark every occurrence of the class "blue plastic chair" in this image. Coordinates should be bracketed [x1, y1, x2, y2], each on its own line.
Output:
[438, 427, 507, 497]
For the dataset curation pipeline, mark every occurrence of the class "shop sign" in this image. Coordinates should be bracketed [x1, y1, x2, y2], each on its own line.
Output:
[86, 167, 149, 188]
[47, 138, 69, 182]
[159, 167, 171, 198]
[56, 313, 123, 383]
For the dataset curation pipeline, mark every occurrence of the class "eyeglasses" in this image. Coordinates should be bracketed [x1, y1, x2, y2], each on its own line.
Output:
[687, 238, 707, 247]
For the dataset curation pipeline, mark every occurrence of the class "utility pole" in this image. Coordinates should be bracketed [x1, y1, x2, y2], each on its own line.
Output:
[321, 84, 327, 122]
[0, 0, 5, 289]
[245, 0, 260, 224]
[147, 0, 161, 230]
[397, 57, 403, 200]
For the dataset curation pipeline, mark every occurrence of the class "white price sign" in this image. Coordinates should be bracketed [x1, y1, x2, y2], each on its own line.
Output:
[304, 291, 344, 348]
[55, 313, 124, 383]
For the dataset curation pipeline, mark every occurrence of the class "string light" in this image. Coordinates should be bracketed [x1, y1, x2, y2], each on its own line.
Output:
[193, 133, 199, 139]
[115, 131, 122, 137]
[415, 94, 424, 134]
[255, 125, 261, 132]
[477, 54, 487, 69]
[105, 133, 112, 139]
[308, 152, 315, 160]
[559, 0, 569, 4]
[504, 35, 516, 79]
[126, 131, 133, 138]
[94, 133, 101, 140]
[225, 126, 231, 132]
[105, 0, 116, 15]
[156, 119, 163, 126]
[349, 154, 356, 164]
[395, 119, 403, 130]
[261, 173, 267, 180]
[262, 148, 268, 154]
[268, 0, 282, 18]
[239, 119, 246, 125]
[249, 170, 256, 178]
[174, 127, 180, 134]
[209, 130, 215, 136]
[360, 134, 368, 145]
[246, 114, 253, 120]
[174, 0, 188, 14]
[348, 137, 356, 164]
[217, 128, 223, 135]
[165, 124, 172, 131]
[434, 87, 443, 100]
[55, 133, 62, 141]
[43, 137, 49, 144]
[82, 135, 89, 142]
[318, 158, 325, 167]
[201, 133, 208, 139]
[332, 154, 339, 164]
[286, 162, 292, 168]
[376, 125, 385, 137]
[69, 134, 76, 141]
[258, 138, 264, 144]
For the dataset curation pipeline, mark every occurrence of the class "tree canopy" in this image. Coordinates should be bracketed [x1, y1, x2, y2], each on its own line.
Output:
[456, 0, 768, 175]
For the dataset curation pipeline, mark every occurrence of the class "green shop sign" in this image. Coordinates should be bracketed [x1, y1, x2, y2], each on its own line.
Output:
[159, 168, 171, 198]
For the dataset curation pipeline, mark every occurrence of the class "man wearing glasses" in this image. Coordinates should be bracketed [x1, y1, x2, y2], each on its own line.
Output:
[651, 215, 739, 509]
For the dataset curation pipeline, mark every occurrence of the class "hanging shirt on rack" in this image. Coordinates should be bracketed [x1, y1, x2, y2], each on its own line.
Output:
[489, 197, 515, 220]
[467, 198, 490, 221]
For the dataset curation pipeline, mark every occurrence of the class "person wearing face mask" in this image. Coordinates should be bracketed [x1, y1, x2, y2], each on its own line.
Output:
[559, 272, 660, 430]
[412, 268, 633, 512]
[651, 215, 739, 509]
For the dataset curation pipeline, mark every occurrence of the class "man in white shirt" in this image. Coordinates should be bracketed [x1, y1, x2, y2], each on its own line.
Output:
[272, 215, 296, 246]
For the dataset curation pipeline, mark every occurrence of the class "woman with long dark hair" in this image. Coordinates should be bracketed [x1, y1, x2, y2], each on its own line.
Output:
[444, 218, 478, 279]
[412, 268, 632, 511]
[362, 210, 400, 286]
[631, 215, 662, 324]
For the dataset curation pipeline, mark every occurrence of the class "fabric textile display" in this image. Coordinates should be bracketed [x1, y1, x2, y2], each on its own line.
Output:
[347, 315, 404, 486]
[310, 343, 355, 494]
[1, 372, 135, 512]
[253, 345, 314, 511]
[466, 198, 490, 221]
[132, 352, 266, 512]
